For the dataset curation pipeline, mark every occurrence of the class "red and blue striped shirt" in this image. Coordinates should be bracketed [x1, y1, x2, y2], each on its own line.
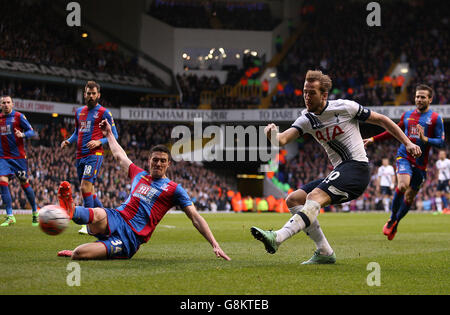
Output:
[67, 104, 118, 159]
[374, 109, 445, 170]
[115, 163, 193, 243]
[0, 110, 35, 159]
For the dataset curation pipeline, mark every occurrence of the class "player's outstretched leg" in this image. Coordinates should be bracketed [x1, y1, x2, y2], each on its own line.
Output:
[250, 226, 278, 254]
[58, 243, 107, 260]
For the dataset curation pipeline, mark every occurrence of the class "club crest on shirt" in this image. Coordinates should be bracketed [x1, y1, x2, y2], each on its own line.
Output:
[161, 183, 169, 192]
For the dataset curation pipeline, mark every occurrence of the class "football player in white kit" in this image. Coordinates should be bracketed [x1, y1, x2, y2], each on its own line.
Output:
[251, 70, 421, 264]
[435, 150, 450, 212]
[377, 158, 396, 212]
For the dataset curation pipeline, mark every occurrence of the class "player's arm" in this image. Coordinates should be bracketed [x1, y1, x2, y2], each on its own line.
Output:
[62, 117, 78, 148]
[15, 114, 35, 138]
[183, 203, 231, 261]
[98, 111, 119, 145]
[365, 111, 421, 158]
[265, 123, 300, 147]
[364, 113, 405, 146]
[417, 116, 445, 148]
[99, 119, 132, 171]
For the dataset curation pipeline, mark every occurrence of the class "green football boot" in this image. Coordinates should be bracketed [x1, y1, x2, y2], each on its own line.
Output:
[32, 212, 39, 227]
[0, 215, 16, 227]
[250, 226, 279, 254]
[302, 250, 336, 265]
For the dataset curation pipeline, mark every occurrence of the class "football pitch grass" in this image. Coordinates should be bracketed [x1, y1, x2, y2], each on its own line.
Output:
[1, 212, 449, 295]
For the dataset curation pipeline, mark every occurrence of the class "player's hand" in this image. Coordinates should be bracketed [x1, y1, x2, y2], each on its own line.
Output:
[363, 137, 374, 148]
[60, 140, 70, 149]
[99, 119, 112, 137]
[213, 245, 231, 261]
[14, 128, 24, 138]
[264, 123, 278, 139]
[406, 142, 422, 158]
[416, 125, 427, 141]
[87, 140, 101, 150]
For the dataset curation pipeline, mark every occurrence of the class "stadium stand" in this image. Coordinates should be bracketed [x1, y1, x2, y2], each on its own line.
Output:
[148, 0, 280, 31]
[176, 0, 449, 109]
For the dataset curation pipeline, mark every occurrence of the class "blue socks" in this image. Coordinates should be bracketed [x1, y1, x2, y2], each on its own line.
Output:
[0, 181, 13, 216]
[82, 192, 94, 208]
[72, 206, 94, 225]
[93, 194, 103, 208]
[395, 200, 412, 222]
[21, 183, 37, 214]
[390, 188, 404, 221]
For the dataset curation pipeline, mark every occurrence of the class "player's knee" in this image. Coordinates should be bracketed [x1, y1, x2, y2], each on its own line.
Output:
[71, 247, 88, 260]
[286, 190, 307, 209]
[405, 190, 417, 204]
[91, 207, 106, 222]
[80, 181, 93, 193]
[396, 182, 408, 193]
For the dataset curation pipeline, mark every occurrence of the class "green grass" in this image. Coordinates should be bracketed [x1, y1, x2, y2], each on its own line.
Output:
[0, 212, 449, 295]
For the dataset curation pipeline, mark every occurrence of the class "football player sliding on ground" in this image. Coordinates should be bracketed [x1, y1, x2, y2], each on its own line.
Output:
[251, 70, 421, 264]
[57, 119, 230, 261]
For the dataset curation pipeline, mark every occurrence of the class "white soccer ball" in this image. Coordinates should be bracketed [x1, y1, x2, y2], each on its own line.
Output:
[38, 205, 70, 236]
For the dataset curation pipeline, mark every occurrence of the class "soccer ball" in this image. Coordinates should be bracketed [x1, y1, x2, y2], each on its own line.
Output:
[38, 205, 70, 235]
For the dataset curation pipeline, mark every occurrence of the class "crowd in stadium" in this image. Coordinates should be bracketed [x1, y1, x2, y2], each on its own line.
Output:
[6, 120, 235, 212]
[0, 0, 165, 97]
[2, 0, 447, 110]
[3, 117, 446, 213]
[274, 0, 449, 108]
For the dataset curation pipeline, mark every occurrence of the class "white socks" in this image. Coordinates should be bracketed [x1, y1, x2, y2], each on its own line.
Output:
[276, 201, 333, 255]
[304, 220, 333, 256]
[275, 213, 306, 243]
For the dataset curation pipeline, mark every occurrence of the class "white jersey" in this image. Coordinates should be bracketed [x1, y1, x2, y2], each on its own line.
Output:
[292, 99, 371, 167]
[436, 158, 450, 181]
[377, 165, 395, 187]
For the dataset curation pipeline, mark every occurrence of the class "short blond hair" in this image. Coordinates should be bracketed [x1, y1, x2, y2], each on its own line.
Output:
[305, 70, 332, 93]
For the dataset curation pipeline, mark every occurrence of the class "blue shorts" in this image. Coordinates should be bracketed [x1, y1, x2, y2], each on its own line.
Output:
[0, 158, 29, 181]
[93, 208, 143, 259]
[396, 158, 426, 191]
[76, 155, 103, 184]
